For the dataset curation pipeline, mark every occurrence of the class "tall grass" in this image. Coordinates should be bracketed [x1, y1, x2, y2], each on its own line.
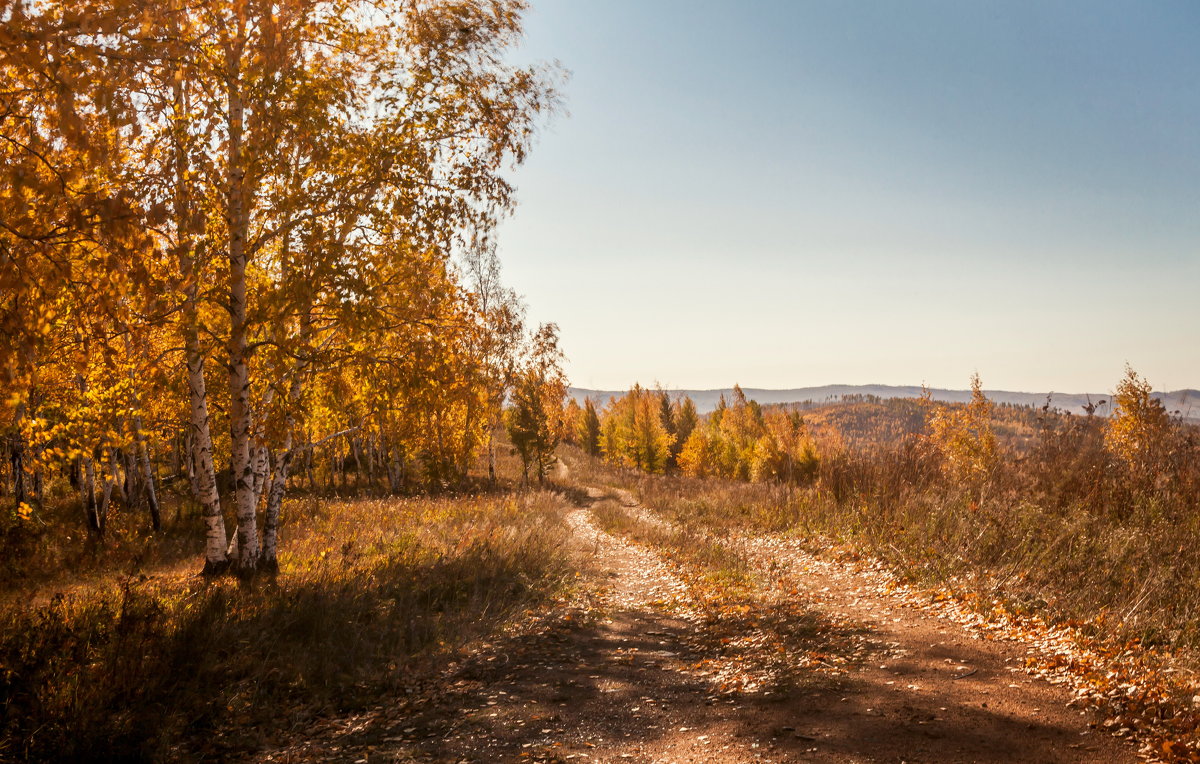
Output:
[563, 405, 1200, 658]
[0, 492, 572, 761]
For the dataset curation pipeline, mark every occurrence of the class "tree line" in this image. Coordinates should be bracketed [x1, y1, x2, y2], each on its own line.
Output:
[565, 368, 1194, 499]
[564, 383, 820, 483]
[0, 0, 561, 576]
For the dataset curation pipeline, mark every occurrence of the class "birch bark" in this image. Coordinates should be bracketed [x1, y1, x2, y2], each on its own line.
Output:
[224, 41, 260, 574]
[174, 77, 229, 573]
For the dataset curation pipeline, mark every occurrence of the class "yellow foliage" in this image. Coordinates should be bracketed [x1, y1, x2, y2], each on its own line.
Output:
[600, 384, 674, 474]
[750, 409, 820, 483]
[1104, 365, 1172, 473]
[672, 388, 819, 485]
[926, 373, 996, 483]
[678, 427, 716, 478]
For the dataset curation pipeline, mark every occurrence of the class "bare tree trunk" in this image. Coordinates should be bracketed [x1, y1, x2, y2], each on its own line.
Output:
[10, 406, 26, 512]
[83, 453, 103, 536]
[351, 438, 364, 492]
[262, 395, 298, 572]
[487, 425, 497, 485]
[110, 445, 127, 506]
[250, 443, 270, 512]
[325, 444, 334, 492]
[365, 438, 378, 493]
[24, 387, 42, 506]
[102, 448, 120, 515]
[124, 450, 137, 501]
[183, 429, 197, 499]
[122, 449, 136, 502]
[337, 443, 347, 492]
[185, 298, 229, 572]
[305, 444, 315, 490]
[386, 440, 402, 493]
[131, 414, 161, 531]
[260, 447, 290, 572]
[171, 430, 182, 478]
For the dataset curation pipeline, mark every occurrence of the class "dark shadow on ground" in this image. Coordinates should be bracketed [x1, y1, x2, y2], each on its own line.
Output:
[276, 592, 1116, 763]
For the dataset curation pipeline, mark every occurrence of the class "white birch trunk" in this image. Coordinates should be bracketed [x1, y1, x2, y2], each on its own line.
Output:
[261, 432, 293, 572]
[186, 292, 229, 572]
[99, 449, 117, 519]
[172, 64, 228, 573]
[225, 60, 259, 575]
[250, 443, 270, 511]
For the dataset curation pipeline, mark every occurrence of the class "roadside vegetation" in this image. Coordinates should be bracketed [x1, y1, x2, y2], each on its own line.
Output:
[565, 368, 1200, 758]
[568, 367, 1200, 657]
[0, 471, 574, 761]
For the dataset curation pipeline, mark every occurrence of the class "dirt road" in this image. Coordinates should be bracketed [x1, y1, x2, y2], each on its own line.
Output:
[260, 487, 1137, 763]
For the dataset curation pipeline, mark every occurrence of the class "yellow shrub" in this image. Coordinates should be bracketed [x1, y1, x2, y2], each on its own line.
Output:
[1104, 365, 1172, 474]
[926, 373, 996, 483]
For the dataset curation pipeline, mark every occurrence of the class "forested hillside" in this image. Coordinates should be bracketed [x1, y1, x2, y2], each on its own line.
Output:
[570, 384, 1200, 420]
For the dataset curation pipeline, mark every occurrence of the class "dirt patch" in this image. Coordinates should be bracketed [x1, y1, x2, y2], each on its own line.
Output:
[730, 534, 1135, 762]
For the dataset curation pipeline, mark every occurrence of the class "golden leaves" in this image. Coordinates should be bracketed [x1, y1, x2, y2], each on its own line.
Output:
[926, 372, 997, 484]
[1104, 365, 1173, 473]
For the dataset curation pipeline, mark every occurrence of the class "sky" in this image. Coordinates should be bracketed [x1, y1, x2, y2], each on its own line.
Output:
[494, 0, 1200, 393]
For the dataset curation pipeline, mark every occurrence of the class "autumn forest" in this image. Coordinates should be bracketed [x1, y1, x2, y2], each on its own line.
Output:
[2, 1, 1199, 762]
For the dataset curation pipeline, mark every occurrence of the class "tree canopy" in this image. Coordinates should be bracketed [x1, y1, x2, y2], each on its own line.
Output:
[1, 0, 560, 574]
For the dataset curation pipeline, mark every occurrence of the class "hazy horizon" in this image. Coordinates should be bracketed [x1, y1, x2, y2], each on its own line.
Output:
[567, 381, 1200, 396]
[496, 0, 1199, 393]
[566, 381, 1200, 420]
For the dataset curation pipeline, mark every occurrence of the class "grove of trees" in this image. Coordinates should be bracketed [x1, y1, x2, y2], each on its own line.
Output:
[1, 0, 562, 575]
[565, 384, 819, 484]
[570, 369, 1194, 504]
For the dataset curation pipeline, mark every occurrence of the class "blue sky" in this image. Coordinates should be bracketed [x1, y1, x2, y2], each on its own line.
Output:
[495, 0, 1199, 393]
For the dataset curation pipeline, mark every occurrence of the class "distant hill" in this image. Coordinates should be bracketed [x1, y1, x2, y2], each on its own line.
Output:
[568, 384, 1200, 420]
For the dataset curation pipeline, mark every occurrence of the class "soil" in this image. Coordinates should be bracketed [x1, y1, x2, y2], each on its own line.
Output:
[256, 486, 1138, 764]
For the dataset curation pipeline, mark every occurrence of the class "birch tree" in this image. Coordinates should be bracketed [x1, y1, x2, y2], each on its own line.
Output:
[1, 0, 558, 574]
[506, 323, 566, 483]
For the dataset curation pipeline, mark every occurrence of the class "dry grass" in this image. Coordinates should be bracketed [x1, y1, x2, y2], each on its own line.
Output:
[0, 491, 573, 762]
[563, 402, 1200, 660]
[589, 496, 751, 592]
[0, 485, 212, 603]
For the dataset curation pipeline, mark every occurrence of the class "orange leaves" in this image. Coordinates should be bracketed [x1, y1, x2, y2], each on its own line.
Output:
[1159, 740, 1197, 763]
